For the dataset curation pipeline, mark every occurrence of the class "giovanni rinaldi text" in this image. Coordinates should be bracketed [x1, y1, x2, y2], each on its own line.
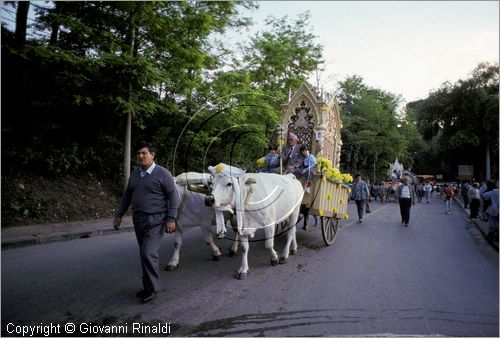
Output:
[5, 322, 173, 336]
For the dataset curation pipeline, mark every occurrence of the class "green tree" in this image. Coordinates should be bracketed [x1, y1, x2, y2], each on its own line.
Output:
[410, 62, 499, 180]
[2, 1, 253, 179]
[242, 12, 324, 109]
[162, 10, 325, 173]
[337, 76, 420, 181]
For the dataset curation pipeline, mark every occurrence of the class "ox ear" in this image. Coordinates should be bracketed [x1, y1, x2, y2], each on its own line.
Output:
[244, 178, 256, 185]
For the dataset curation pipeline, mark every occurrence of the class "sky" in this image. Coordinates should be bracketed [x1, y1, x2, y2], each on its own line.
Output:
[235, 1, 499, 104]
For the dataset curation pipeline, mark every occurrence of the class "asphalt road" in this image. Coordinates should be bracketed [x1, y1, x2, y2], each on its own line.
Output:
[2, 197, 498, 336]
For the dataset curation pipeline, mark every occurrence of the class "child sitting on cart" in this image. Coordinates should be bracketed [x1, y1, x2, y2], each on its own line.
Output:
[300, 145, 316, 193]
[259, 143, 280, 173]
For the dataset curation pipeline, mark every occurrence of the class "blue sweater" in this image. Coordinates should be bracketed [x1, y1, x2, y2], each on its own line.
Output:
[115, 165, 179, 222]
[302, 154, 317, 173]
[265, 153, 280, 169]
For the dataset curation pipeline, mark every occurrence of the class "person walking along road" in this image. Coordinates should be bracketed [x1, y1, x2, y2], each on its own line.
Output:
[416, 183, 424, 203]
[442, 184, 455, 214]
[352, 173, 370, 223]
[397, 176, 416, 226]
[461, 183, 470, 209]
[423, 181, 432, 203]
[468, 183, 481, 219]
[113, 142, 179, 303]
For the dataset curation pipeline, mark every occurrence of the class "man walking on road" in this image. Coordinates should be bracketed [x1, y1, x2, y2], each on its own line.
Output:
[468, 183, 481, 219]
[113, 142, 179, 303]
[352, 173, 370, 223]
[423, 181, 432, 203]
[397, 176, 416, 226]
[442, 184, 455, 214]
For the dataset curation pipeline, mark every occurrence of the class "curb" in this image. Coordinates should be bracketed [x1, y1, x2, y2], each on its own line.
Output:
[453, 196, 498, 251]
[1, 219, 135, 250]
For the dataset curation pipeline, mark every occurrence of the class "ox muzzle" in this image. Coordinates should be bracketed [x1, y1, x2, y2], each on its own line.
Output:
[205, 194, 215, 206]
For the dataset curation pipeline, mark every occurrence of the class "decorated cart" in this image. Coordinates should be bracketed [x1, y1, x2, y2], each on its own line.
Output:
[276, 84, 351, 245]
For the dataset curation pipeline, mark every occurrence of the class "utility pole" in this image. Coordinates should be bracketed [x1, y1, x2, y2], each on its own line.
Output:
[485, 143, 491, 180]
[123, 11, 135, 191]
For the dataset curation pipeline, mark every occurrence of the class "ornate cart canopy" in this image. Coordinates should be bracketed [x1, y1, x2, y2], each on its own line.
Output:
[279, 83, 343, 168]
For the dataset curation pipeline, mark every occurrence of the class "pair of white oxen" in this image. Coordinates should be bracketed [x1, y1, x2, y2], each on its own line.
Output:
[170, 163, 304, 280]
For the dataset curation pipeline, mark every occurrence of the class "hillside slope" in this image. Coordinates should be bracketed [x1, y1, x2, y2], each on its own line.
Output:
[1, 174, 122, 227]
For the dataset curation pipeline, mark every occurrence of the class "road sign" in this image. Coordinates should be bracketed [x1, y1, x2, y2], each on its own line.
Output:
[458, 165, 473, 177]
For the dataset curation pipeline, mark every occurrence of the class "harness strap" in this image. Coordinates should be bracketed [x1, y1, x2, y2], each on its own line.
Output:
[175, 186, 189, 227]
[244, 186, 255, 208]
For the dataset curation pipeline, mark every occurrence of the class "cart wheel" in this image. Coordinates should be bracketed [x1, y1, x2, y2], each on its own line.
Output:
[321, 216, 339, 246]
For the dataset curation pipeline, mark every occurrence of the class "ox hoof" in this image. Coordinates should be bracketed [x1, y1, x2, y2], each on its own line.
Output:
[165, 264, 178, 271]
[279, 256, 288, 264]
[228, 250, 237, 257]
[290, 249, 297, 256]
[234, 272, 248, 280]
[271, 259, 279, 266]
[212, 254, 221, 261]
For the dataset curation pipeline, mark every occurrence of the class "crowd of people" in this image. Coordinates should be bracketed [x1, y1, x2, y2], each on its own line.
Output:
[348, 175, 499, 242]
[460, 180, 499, 243]
[259, 137, 499, 243]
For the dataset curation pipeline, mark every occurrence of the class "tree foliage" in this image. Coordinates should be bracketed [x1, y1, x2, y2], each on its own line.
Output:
[409, 62, 499, 180]
[242, 12, 324, 109]
[2, 1, 254, 178]
[2, 2, 324, 179]
[336, 76, 422, 182]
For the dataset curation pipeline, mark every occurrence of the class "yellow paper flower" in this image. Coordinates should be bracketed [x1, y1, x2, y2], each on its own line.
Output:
[343, 213, 349, 219]
[332, 207, 337, 213]
[319, 209, 324, 216]
[311, 157, 353, 185]
[216, 164, 223, 174]
[256, 157, 265, 168]
[316, 157, 333, 171]
[340, 173, 352, 183]
[339, 199, 343, 204]
[327, 193, 332, 200]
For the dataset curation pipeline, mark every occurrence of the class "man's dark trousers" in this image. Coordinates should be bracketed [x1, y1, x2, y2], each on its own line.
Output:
[133, 212, 166, 293]
[399, 198, 412, 224]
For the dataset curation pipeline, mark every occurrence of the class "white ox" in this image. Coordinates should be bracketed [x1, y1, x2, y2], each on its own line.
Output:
[206, 163, 304, 280]
[166, 172, 225, 271]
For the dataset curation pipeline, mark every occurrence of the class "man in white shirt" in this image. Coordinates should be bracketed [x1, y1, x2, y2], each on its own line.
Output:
[423, 182, 432, 203]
